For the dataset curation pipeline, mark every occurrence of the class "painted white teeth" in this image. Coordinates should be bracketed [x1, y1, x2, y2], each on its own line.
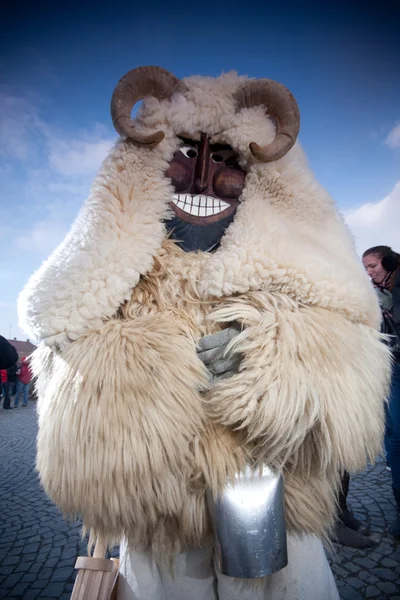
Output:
[171, 194, 230, 217]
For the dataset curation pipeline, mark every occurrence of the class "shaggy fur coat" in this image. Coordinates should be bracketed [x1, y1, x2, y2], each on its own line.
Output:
[19, 72, 390, 559]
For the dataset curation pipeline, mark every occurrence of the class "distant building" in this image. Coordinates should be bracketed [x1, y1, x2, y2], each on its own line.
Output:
[7, 338, 37, 362]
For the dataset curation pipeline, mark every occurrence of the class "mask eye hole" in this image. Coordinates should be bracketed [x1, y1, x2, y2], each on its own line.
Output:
[225, 156, 239, 169]
[211, 149, 237, 164]
[180, 145, 198, 159]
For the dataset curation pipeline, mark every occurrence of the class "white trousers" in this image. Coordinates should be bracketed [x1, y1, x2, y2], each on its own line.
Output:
[118, 535, 339, 600]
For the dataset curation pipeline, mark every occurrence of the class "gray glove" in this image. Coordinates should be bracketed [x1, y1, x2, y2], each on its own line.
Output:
[197, 326, 242, 380]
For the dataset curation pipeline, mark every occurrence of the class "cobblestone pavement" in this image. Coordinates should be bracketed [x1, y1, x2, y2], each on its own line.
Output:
[1, 402, 399, 599]
[328, 463, 400, 599]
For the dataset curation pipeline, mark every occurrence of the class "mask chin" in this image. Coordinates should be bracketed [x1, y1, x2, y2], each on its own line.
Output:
[164, 211, 237, 252]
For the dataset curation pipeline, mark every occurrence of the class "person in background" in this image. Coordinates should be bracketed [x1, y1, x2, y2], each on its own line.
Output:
[362, 245, 400, 539]
[1, 368, 7, 406]
[4, 362, 18, 409]
[333, 471, 374, 548]
[0, 335, 18, 410]
[14, 356, 32, 407]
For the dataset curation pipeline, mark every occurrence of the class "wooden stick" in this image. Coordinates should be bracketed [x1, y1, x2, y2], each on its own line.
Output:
[93, 537, 107, 559]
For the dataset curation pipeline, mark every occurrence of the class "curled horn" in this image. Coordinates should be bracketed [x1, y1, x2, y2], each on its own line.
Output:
[234, 79, 300, 162]
[110, 66, 187, 148]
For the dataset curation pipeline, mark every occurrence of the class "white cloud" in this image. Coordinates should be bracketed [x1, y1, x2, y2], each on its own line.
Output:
[13, 185, 84, 257]
[0, 90, 115, 176]
[14, 216, 70, 256]
[46, 180, 91, 196]
[344, 180, 400, 255]
[384, 122, 400, 149]
[49, 136, 114, 176]
[0, 90, 116, 259]
[0, 92, 42, 160]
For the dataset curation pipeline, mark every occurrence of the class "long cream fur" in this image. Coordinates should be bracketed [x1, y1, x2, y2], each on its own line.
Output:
[205, 293, 389, 472]
[20, 71, 391, 560]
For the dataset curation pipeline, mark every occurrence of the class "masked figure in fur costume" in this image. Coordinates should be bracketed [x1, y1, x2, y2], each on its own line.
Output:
[19, 66, 390, 600]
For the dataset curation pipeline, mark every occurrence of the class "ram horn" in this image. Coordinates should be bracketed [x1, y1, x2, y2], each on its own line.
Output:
[234, 80, 300, 162]
[110, 66, 187, 148]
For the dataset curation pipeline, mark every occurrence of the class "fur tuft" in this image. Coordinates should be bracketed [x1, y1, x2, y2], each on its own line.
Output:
[34, 314, 209, 556]
[205, 293, 390, 472]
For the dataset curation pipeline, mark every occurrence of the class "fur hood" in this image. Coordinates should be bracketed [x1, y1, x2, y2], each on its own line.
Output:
[19, 71, 380, 347]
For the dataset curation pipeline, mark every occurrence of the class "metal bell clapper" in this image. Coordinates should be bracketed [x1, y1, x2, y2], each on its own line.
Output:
[207, 464, 288, 579]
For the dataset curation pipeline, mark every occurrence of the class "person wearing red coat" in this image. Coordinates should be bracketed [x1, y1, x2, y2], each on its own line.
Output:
[0, 335, 18, 409]
[14, 357, 32, 407]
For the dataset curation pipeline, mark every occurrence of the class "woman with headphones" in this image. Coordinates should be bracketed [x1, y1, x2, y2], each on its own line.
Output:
[363, 245, 400, 539]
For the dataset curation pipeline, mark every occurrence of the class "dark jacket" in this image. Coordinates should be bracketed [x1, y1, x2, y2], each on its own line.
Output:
[0, 336, 18, 370]
[392, 270, 400, 362]
[378, 270, 400, 363]
[392, 270, 400, 331]
[6, 363, 18, 383]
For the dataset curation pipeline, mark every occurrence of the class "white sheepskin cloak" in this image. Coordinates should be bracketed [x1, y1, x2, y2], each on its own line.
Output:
[18, 71, 390, 556]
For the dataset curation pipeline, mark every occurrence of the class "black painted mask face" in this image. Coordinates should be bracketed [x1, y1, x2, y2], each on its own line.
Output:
[164, 134, 246, 252]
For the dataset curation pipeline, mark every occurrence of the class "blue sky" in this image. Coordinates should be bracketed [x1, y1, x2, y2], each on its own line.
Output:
[1, 0, 399, 341]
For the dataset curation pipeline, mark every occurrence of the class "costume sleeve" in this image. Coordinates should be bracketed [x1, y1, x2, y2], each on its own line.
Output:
[203, 294, 391, 473]
[17, 144, 170, 351]
[32, 314, 208, 543]
[0, 336, 18, 370]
